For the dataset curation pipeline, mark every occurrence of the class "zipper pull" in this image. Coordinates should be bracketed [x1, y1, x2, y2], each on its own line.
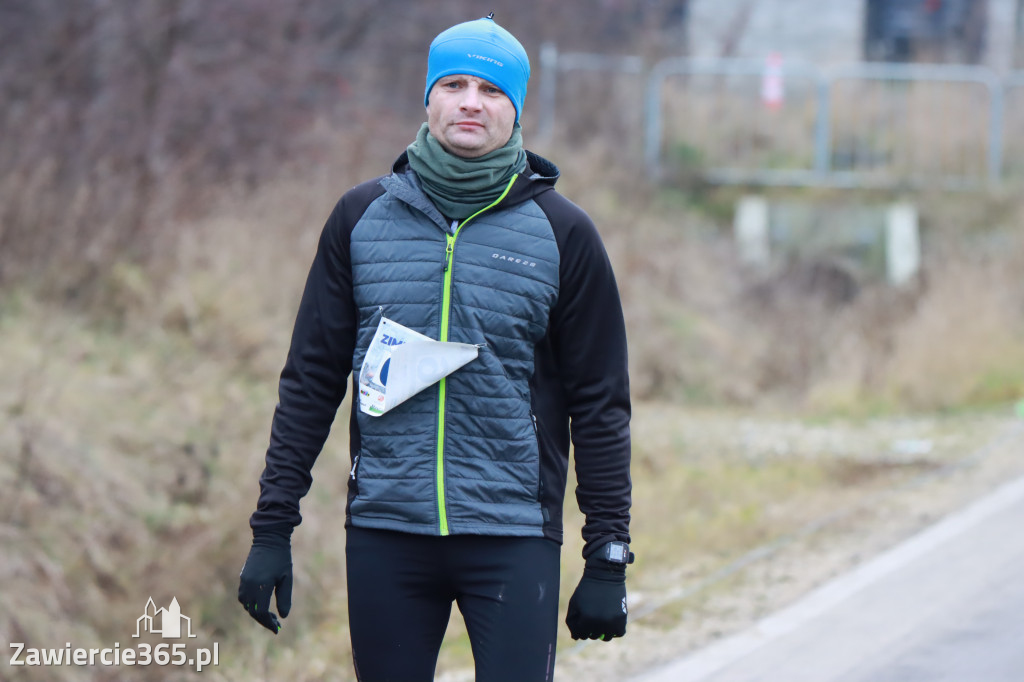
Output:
[443, 240, 454, 272]
[443, 221, 458, 271]
[349, 455, 359, 480]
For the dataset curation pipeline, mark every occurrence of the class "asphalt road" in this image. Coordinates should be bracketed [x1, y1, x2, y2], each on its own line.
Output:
[634, 472, 1024, 682]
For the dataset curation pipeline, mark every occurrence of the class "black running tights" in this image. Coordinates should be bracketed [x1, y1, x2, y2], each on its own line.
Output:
[346, 526, 561, 682]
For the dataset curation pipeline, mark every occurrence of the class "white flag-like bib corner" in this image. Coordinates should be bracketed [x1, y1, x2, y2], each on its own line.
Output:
[358, 316, 479, 416]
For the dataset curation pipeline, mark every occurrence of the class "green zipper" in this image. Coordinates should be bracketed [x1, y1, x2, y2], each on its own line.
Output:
[434, 175, 518, 536]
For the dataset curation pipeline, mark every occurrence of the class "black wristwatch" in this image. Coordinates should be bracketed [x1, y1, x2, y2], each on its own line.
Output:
[602, 541, 635, 565]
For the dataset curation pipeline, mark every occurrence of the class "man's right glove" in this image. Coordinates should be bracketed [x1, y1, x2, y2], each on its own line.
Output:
[565, 553, 628, 641]
[238, 531, 292, 634]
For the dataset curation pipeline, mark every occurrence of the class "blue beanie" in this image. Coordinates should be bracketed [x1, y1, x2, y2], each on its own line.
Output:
[424, 15, 530, 122]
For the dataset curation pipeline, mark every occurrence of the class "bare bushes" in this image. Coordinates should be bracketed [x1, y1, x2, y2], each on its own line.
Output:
[0, 0, 699, 299]
[566, 149, 1024, 412]
[700, 230, 1022, 413]
[734, 258, 920, 410]
[881, 234, 1024, 409]
[0, 1, 420, 298]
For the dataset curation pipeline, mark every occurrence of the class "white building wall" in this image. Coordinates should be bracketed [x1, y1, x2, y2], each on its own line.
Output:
[685, 0, 1017, 71]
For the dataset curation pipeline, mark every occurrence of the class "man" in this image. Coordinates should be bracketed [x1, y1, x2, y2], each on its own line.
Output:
[238, 14, 632, 682]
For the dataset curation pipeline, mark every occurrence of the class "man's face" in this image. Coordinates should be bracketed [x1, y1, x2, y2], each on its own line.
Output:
[426, 75, 517, 159]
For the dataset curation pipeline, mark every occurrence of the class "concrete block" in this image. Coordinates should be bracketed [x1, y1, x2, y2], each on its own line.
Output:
[735, 196, 771, 266]
[886, 202, 920, 286]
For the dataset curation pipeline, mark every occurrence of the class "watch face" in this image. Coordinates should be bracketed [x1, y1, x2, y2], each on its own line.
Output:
[607, 543, 628, 563]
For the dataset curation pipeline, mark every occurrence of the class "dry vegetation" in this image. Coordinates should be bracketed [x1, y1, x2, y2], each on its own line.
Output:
[3, 2, 1024, 681]
[3, 132, 1023, 680]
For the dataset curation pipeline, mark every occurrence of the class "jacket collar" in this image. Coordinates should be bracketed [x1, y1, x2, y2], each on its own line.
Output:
[382, 149, 561, 228]
[390, 149, 560, 197]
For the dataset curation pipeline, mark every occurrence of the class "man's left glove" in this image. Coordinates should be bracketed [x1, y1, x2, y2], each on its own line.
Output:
[565, 553, 629, 641]
[238, 531, 292, 634]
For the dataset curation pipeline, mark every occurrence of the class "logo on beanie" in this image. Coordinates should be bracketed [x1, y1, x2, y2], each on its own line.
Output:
[424, 16, 530, 121]
[468, 53, 504, 67]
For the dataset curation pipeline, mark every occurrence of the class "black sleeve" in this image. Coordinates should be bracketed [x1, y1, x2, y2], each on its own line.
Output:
[248, 181, 381, 537]
[539, 192, 632, 560]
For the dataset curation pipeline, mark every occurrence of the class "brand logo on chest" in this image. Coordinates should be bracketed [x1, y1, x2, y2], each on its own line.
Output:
[492, 253, 537, 268]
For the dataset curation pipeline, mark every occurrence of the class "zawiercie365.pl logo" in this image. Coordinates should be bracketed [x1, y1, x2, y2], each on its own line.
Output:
[9, 597, 219, 672]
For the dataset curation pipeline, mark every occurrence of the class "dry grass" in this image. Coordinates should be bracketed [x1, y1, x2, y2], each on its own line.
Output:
[3, 291, 998, 681]
[2, 124, 1024, 680]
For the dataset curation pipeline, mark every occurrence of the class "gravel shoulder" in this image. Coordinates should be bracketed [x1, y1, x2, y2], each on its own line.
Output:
[553, 409, 1024, 682]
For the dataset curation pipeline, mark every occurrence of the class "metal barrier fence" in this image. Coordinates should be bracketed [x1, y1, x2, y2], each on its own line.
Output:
[537, 44, 644, 141]
[1005, 73, 1024, 181]
[820, 63, 1002, 188]
[644, 60, 1014, 189]
[643, 57, 829, 186]
[535, 44, 1024, 189]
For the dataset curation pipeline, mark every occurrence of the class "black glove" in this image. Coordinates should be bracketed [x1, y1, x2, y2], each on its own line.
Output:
[565, 553, 628, 641]
[238, 531, 292, 634]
